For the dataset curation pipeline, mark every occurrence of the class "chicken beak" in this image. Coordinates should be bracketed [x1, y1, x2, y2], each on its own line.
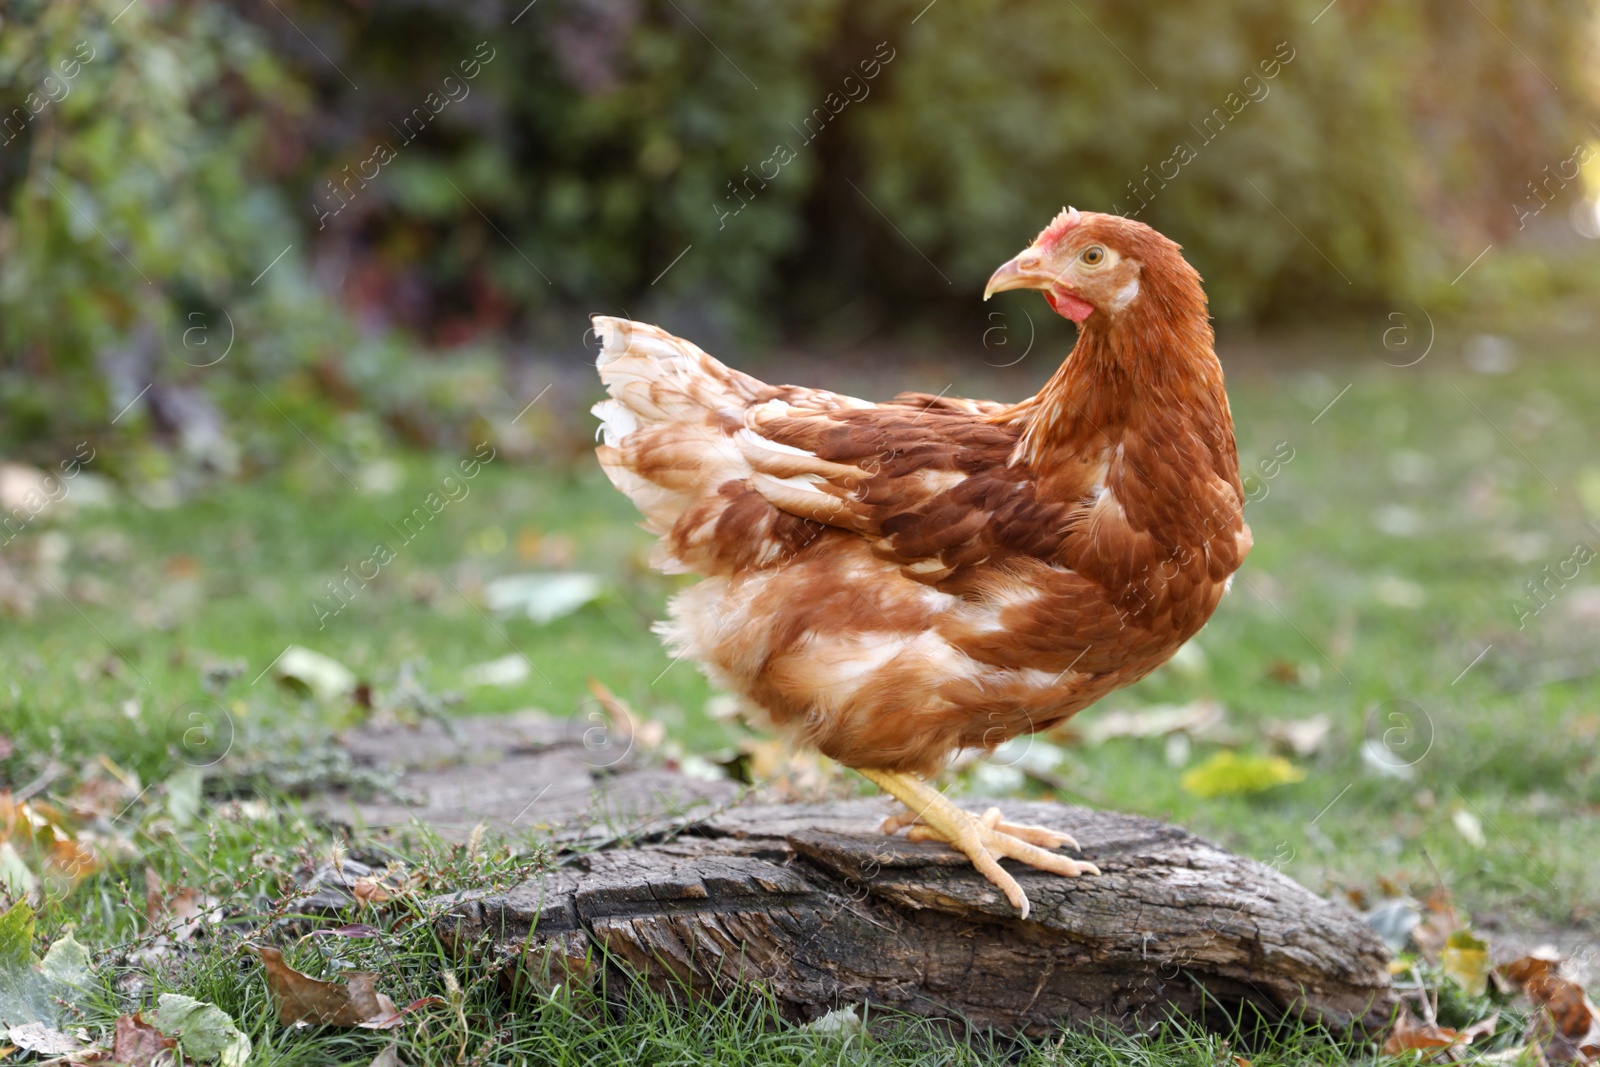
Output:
[983, 251, 1057, 301]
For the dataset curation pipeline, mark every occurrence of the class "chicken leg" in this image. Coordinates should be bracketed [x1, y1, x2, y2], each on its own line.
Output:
[858, 768, 1099, 920]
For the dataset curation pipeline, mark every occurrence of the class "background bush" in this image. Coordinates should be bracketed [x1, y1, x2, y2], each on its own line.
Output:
[1, 0, 1596, 449]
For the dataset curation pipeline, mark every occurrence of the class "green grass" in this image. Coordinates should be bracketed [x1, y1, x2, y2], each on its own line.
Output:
[3, 322, 1599, 1062]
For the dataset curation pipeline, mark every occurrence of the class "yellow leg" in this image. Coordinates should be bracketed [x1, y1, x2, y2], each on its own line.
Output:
[859, 768, 1099, 920]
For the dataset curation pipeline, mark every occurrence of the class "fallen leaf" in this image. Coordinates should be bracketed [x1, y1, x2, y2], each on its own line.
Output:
[364, 997, 447, 1031]
[0, 464, 61, 513]
[584, 678, 636, 742]
[245, 944, 437, 1029]
[1361, 737, 1417, 780]
[6, 1021, 85, 1057]
[273, 646, 357, 702]
[369, 1045, 404, 1067]
[0, 794, 100, 892]
[1383, 1007, 1458, 1057]
[148, 994, 251, 1067]
[1502, 951, 1600, 1063]
[40, 931, 91, 989]
[351, 876, 394, 905]
[1262, 715, 1331, 757]
[0, 840, 37, 895]
[1451, 807, 1487, 849]
[1074, 700, 1225, 745]
[1179, 751, 1306, 798]
[461, 653, 530, 688]
[144, 869, 217, 942]
[111, 1013, 177, 1067]
[803, 1005, 862, 1038]
[1265, 659, 1299, 684]
[1365, 897, 1423, 953]
[1458, 1012, 1500, 1045]
[0, 898, 36, 971]
[1441, 929, 1490, 997]
[1503, 948, 1564, 989]
[299, 924, 383, 943]
[484, 572, 602, 624]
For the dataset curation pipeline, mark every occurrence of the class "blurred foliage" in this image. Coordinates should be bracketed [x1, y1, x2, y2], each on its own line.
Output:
[0, 0, 355, 452]
[1, 0, 1597, 447]
[274, 0, 1599, 332]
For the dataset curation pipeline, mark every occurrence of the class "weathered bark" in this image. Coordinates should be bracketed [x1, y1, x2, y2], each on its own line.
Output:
[438, 798, 1395, 1038]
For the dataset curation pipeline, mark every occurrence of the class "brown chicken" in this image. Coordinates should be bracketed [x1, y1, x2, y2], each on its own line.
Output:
[592, 208, 1250, 917]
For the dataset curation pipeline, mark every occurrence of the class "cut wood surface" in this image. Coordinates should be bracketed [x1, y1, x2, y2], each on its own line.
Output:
[438, 798, 1396, 1037]
[314, 712, 1394, 1037]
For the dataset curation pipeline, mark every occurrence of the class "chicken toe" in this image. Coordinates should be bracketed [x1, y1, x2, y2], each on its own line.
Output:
[859, 769, 1098, 920]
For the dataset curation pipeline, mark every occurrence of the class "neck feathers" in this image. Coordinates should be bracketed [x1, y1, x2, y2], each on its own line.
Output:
[997, 265, 1224, 471]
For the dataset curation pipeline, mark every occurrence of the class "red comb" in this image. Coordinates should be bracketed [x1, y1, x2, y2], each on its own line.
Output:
[1035, 206, 1082, 252]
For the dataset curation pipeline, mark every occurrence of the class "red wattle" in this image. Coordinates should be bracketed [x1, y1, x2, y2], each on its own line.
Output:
[1045, 289, 1095, 323]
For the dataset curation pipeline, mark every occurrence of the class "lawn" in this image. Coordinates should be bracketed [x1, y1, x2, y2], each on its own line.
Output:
[2, 318, 1598, 1063]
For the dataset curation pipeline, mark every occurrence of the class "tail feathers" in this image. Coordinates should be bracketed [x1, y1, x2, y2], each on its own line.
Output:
[592, 315, 803, 574]
[593, 316, 764, 426]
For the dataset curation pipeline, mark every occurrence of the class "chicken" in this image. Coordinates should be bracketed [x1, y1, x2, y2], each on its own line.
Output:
[591, 207, 1250, 918]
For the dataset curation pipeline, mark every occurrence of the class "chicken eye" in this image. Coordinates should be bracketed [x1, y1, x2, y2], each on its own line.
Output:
[1080, 246, 1105, 266]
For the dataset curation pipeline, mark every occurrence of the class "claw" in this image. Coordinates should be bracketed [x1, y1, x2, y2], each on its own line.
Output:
[860, 770, 1097, 919]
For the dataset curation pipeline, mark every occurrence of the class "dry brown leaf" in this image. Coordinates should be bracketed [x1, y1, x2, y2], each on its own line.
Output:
[1383, 1007, 1459, 1057]
[1503, 950, 1564, 990]
[1502, 952, 1600, 1064]
[585, 677, 670, 751]
[246, 943, 396, 1027]
[144, 869, 215, 941]
[111, 1013, 177, 1066]
[1460, 1013, 1501, 1042]
[0, 792, 100, 888]
[245, 944, 440, 1030]
[350, 876, 394, 905]
[61, 760, 140, 820]
[584, 678, 635, 740]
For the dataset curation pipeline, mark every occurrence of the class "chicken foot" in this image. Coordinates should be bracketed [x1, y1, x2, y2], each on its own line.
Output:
[858, 768, 1100, 920]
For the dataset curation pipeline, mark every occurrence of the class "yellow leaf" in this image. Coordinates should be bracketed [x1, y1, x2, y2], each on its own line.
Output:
[1443, 929, 1490, 997]
[1179, 751, 1306, 798]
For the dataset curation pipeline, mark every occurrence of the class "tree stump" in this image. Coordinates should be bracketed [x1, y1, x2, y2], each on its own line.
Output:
[438, 797, 1395, 1037]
